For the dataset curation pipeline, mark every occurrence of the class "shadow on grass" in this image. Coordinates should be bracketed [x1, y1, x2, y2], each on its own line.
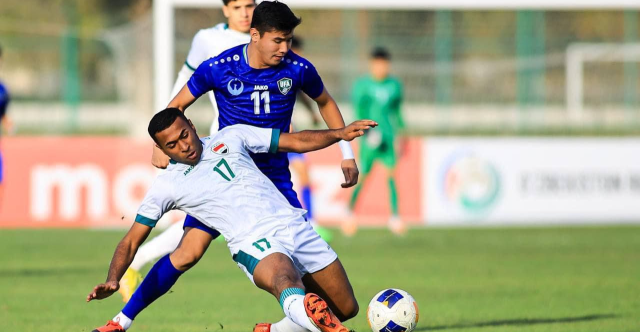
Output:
[415, 314, 617, 331]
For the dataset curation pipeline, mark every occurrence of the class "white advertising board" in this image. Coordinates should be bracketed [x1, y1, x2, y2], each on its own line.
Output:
[423, 138, 640, 225]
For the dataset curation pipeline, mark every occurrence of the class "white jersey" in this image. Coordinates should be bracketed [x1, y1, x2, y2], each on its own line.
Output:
[135, 125, 306, 246]
[169, 23, 250, 135]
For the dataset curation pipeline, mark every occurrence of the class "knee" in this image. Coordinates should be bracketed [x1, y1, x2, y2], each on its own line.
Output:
[170, 248, 203, 271]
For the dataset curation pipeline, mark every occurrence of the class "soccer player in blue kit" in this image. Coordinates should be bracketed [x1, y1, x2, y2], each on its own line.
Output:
[89, 2, 359, 332]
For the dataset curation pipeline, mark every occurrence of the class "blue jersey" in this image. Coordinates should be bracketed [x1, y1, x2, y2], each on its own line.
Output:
[0, 82, 8, 123]
[187, 44, 325, 208]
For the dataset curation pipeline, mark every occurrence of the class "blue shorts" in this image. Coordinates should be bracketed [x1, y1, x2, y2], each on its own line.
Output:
[288, 152, 305, 162]
[183, 214, 221, 239]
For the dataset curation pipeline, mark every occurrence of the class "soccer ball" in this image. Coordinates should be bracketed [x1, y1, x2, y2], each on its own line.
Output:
[367, 288, 419, 332]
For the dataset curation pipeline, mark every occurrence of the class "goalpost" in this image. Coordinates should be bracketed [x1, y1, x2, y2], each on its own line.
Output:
[153, 0, 640, 113]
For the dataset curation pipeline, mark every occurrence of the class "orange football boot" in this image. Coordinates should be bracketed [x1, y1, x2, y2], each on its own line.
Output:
[92, 320, 125, 332]
[304, 293, 349, 332]
[253, 323, 272, 332]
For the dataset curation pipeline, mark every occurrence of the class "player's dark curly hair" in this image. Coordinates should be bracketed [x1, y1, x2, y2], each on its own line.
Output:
[251, 1, 301, 36]
[148, 108, 189, 144]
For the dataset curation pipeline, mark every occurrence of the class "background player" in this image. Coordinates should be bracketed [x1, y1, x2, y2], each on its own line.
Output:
[88, 108, 373, 332]
[0, 44, 13, 211]
[346, 47, 406, 236]
[119, 0, 256, 302]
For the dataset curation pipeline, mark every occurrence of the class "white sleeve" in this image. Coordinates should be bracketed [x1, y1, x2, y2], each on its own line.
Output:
[135, 177, 176, 228]
[230, 125, 280, 154]
[166, 64, 195, 106]
[185, 30, 210, 71]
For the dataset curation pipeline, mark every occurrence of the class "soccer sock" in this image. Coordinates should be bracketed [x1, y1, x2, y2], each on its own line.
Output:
[122, 254, 183, 320]
[301, 186, 313, 220]
[270, 317, 308, 332]
[389, 178, 399, 215]
[130, 221, 183, 271]
[112, 312, 133, 330]
[280, 288, 321, 332]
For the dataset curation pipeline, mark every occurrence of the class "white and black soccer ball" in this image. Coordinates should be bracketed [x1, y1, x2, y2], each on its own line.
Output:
[367, 288, 419, 332]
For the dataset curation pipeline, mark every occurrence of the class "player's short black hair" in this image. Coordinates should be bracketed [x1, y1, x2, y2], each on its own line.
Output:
[371, 47, 391, 60]
[251, 1, 301, 36]
[148, 108, 189, 144]
[222, 0, 256, 5]
[291, 36, 303, 50]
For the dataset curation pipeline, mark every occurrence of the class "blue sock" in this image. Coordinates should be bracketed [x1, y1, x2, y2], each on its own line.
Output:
[301, 186, 313, 219]
[122, 254, 183, 319]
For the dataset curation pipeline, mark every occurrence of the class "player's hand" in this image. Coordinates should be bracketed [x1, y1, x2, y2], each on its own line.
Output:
[152, 144, 170, 169]
[341, 159, 359, 188]
[340, 120, 378, 141]
[86, 281, 119, 302]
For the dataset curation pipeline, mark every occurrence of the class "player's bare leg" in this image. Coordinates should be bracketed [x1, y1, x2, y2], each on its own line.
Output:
[302, 258, 358, 322]
[253, 253, 349, 332]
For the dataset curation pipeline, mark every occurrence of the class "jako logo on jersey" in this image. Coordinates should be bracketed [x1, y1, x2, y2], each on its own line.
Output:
[212, 142, 229, 155]
[277, 78, 292, 95]
[227, 79, 244, 96]
[183, 165, 195, 176]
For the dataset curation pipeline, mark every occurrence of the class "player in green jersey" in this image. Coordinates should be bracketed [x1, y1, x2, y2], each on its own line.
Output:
[346, 47, 406, 236]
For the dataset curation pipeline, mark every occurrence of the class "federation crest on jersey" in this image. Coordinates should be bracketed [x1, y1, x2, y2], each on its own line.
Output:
[277, 78, 292, 95]
[227, 79, 244, 96]
[212, 142, 229, 155]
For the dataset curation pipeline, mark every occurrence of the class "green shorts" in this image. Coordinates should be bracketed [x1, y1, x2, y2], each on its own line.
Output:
[360, 140, 396, 174]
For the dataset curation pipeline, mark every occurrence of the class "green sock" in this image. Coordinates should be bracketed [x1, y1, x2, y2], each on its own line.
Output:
[349, 185, 362, 210]
[389, 178, 399, 215]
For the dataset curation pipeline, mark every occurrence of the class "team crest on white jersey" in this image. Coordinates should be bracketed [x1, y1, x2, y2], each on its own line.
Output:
[277, 78, 292, 95]
[227, 79, 244, 96]
[212, 142, 229, 154]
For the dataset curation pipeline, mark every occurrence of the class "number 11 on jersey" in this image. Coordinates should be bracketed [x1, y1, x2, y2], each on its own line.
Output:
[251, 91, 270, 114]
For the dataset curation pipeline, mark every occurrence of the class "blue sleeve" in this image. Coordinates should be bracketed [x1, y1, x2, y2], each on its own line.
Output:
[301, 62, 324, 99]
[187, 59, 217, 99]
[0, 87, 8, 120]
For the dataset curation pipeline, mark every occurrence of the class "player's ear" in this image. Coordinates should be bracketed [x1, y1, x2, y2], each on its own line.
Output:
[188, 119, 196, 132]
[221, 4, 230, 18]
[250, 28, 260, 42]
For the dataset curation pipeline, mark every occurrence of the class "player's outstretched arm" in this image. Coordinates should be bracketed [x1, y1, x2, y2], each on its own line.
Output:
[87, 222, 153, 302]
[278, 120, 377, 154]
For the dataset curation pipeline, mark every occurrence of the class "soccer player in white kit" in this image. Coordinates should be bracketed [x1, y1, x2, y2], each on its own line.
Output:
[88, 108, 376, 332]
[119, 0, 256, 302]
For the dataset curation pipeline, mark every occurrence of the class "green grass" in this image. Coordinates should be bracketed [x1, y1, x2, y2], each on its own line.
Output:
[1, 226, 639, 332]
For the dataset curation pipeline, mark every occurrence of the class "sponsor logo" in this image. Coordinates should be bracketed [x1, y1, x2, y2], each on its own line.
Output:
[277, 78, 292, 95]
[254, 85, 269, 91]
[183, 165, 195, 176]
[227, 79, 244, 96]
[212, 142, 229, 155]
[440, 150, 501, 215]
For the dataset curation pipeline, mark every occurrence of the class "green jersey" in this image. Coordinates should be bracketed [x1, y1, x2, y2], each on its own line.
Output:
[352, 75, 404, 146]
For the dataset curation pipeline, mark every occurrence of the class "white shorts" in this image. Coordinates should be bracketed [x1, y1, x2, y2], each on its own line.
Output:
[228, 219, 337, 285]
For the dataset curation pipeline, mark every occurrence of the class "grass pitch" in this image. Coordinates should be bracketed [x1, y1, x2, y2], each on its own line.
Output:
[1, 226, 639, 332]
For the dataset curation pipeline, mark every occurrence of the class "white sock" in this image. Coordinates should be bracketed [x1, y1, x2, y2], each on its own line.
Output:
[113, 312, 133, 330]
[270, 317, 309, 332]
[130, 221, 183, 271]
[282, 294, 321, 332]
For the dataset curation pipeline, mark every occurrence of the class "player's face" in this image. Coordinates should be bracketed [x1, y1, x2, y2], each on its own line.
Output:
[223, 0, 255, 33]
[370, 58, 390, 81]
[252, 29, 293, 67]
[155, 117, 203, 166]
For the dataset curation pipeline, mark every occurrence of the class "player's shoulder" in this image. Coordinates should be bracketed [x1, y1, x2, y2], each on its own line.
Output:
[282, 51, 315, 73]
[208, 44, 245, 66]
[193, 23, 229, 40]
